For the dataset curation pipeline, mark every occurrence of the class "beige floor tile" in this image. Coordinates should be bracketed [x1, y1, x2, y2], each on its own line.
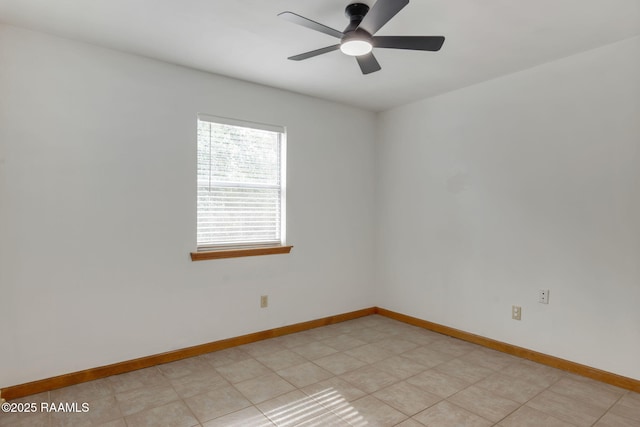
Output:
[302, 377, 367, 410]
[321, 323, 353, 334]
[413, 401, 492, 427]
[371, 322, 413, 334]
[296, 410, 352, 426]
[99, 419, 127, 427]
[50, 378, 113, 402]
[610, 392, 640, 422]
[201, 406, 275, 427]
[566, 373, 628, 395]
[107, 367, 169, 393]
[609, 406, 640, 425]
[73, 395, 121, 425]
[215, 359, 272, 383]
[0, 394, 50, 427]
[406, 369, 471, 398]
[157, 357, 213, 379]
[347, 316, 386, 329]
[326, 327, 364, 339]
[400, 346, 451, 368]
[184, 385, 251, 423]
[335, 320, 372, 331]
[124, 400, 198, 427]
[115, 384, 179, 416]
[394, 419, 426, 427]
[240, 340, 287, 358]
[373, 355, 429, 380]
[475, 372, 547, 403]
[257, 390, 328, 426]
[373, 320, 417, 331]
[169, 370, 229, 399]
[50, 411, 91, 427]
[345, 344, 394, 364]
[340, 365, 399, 394]
[371, 338, 419, 355]
[291, 342, 339, 360]
[502, 361, 565, 388]
[498, 405, 574, 427]
[433, 358, 494, 383]
[0, 411, 50, 427]
[272, 333, 317, 349]
[199, 347, 252, 368]
[353, 328, 394, 343]
[313, 352, 367, 375]
[448, 385, 520, 422]
[459, 348, 520, 371]
[527, 390, 607, 427]
[276, 362, 333, 388]
[394, 330, 441, 346]
[6, 391, 50, 405]
[303, 326, 343, 341]
[594, 412, 640, 427]
[549, 376, 625, 410]
[337, 395, 407, 427]
[234, 373, 296, 404]
[427, 338, 477, 357]
[320, 334, 367, 351]
[256, 349, 308, 371]
[406, 328, 444, 341]
[373, 381, 441, 416]
[618, 391, 640, 408]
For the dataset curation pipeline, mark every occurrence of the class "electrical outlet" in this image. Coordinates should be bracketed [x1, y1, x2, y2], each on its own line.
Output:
[260, 295, 268, 308]
[512, 305, 522, 320]
[538, 289, 550, 304]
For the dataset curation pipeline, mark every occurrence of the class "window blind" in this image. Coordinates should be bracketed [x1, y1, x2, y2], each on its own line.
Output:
[197, 115, 286, 249]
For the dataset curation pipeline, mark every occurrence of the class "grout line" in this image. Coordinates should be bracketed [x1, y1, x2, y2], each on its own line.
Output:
[590, 392, 626, 426]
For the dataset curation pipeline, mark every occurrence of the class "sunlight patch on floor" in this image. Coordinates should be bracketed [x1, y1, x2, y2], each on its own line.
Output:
[263, 387, 365, 426]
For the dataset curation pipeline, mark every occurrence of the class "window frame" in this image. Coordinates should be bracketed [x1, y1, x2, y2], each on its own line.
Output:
[192, 114, 291, 260]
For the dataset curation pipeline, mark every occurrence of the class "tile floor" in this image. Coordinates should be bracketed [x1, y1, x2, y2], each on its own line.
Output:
[2, 315, 639, 427]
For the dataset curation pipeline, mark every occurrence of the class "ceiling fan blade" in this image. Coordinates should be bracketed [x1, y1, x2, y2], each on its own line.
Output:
[288, 45, 341, 61]
[373, 36, 445, 51]
[278, 12, 344, 39]
[358, 0, 409, 35]
[356, 52, 382, 75]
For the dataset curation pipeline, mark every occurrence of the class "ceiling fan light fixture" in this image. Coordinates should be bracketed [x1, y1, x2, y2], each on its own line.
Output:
[280, 0, 445, 74]
[340, 39, 372, 56]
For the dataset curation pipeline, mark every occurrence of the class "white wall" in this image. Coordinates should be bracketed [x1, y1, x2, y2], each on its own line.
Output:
[0, 25, 377, 387]
[376, 36, 640, 380]
[2, 23, 638, 389]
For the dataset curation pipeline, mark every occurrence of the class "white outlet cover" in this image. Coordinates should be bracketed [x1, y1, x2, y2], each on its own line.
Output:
[512, 305, 522, 320]
[539, 289, 550, 304]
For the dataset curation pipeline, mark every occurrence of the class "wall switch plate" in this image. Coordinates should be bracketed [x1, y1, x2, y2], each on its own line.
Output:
[512, 305, 522, 320]
[260, 295, 268, 308]
[538, 289, 550, 304]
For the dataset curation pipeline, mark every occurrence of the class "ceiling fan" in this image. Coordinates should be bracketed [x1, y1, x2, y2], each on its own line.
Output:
[278, 0, 445, 75]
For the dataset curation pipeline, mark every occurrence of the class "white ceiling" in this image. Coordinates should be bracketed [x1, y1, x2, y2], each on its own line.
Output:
[1, 0, 639, 111]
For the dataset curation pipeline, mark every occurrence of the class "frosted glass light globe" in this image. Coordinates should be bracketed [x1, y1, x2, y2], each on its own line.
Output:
[340, 40, 373, 56]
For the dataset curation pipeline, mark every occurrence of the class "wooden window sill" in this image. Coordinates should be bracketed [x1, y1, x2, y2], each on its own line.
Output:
[190, 245, 293, 261]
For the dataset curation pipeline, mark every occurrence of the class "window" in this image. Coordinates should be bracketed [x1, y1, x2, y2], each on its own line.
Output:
[193, 115, 290, 259]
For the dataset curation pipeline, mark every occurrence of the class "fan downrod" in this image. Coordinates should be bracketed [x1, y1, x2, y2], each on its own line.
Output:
[344, 3, 369, 32]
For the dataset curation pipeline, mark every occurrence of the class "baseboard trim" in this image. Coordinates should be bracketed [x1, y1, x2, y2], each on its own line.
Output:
[375, 307, 640, 393]
[4, 306, 638, 399]
[1, 307, 375, 400]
